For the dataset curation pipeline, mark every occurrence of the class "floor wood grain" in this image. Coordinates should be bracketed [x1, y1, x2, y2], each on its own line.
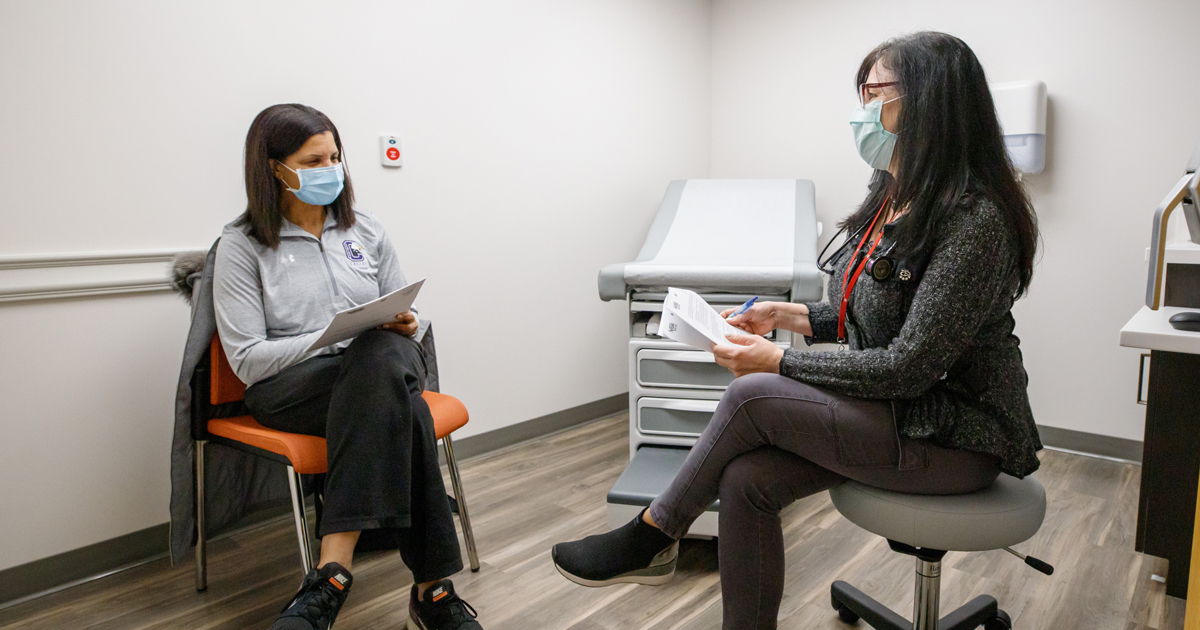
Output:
[0, 413, 1184, 629]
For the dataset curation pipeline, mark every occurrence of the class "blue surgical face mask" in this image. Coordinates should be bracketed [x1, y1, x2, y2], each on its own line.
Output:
[850, 96, 902, 170]
[280, 162, 345, 206]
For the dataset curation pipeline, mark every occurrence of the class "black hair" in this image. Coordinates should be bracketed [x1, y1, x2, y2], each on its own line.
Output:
[843, 31, 1038, 297]
[237, 104, 355, 248]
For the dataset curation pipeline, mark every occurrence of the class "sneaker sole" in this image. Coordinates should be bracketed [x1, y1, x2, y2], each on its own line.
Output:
[406, 614, 425, 630]
[551, 553, 676, 587]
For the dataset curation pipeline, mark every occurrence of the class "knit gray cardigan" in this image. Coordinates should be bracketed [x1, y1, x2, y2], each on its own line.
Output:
[782, 198, 1042, 477]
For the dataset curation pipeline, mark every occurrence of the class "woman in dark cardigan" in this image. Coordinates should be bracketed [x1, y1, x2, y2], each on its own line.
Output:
[551, 31, 1041, 630]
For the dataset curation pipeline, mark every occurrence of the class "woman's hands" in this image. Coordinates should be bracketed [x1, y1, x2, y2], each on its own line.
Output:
[720, 303, 779, 335]
[714, 302, 805, 377]
[378, 311, 419, 337]
[712, 334, 784, 378]
[721, 302, 812, 337]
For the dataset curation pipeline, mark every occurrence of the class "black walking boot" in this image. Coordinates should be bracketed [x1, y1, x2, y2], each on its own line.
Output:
[269, 563, 353, 630]
[551, 509, 679, 587]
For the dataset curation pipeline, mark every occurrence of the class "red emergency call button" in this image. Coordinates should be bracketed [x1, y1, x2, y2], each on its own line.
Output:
[387, 147, 400, 160]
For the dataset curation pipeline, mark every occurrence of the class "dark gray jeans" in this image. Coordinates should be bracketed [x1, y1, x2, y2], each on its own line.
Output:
[647, 373, 1000, 630]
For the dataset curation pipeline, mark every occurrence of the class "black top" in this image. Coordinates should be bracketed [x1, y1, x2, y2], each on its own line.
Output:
[780, 196, 1041, 477]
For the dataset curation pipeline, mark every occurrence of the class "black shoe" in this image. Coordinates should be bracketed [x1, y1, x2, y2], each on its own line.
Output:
[269, 563, 353, 630]
[407, 580, 483, 630]
[551, 509, 679, 587]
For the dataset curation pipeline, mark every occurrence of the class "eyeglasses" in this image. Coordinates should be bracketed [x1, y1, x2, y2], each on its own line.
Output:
[859, 81, 900, 107]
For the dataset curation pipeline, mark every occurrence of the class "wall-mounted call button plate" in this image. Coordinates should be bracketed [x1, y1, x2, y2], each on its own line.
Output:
[380, 136, 402, 167]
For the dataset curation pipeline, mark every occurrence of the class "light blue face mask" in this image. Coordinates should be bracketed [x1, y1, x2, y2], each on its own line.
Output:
[850, 97, 902, 170]
[280, 162, 345, 206]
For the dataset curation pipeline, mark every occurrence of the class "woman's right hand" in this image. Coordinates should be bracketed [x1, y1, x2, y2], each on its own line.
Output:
[379, 311, 419, 337]
[721, 303, 781, 335]
[720, 302, 812, 337]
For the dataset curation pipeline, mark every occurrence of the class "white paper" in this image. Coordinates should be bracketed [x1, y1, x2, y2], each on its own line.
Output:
[659, 287, 751, 350]
[307, 278, 425, 351]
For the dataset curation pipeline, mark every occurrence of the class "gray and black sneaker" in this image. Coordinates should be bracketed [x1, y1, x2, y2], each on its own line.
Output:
[269, 562, 353, 630]
[407, 580, 483, 630]
[551, 509, 679, 587]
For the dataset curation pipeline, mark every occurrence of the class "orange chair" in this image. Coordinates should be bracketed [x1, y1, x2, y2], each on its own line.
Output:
[193, 335, 480, 591]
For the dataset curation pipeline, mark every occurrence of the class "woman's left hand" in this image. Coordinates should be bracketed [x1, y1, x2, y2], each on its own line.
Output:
[379, 311, 419, 337]
[711, 334, 784, 378]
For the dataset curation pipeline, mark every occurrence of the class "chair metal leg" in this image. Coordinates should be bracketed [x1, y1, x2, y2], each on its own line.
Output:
[913, 558, 942, 630]
[194, 440, 207, 592]
[442, 434, 480, 572]
[287, 466, 315, 575]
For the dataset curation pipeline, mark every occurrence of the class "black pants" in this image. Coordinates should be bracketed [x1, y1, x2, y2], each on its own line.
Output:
[244, 329, 464, 583]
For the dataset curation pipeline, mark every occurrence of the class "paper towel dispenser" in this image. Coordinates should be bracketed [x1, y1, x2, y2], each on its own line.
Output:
[992, 80, 1048, 174]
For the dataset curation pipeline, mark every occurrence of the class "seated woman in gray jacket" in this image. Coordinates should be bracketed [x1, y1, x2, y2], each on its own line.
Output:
[214, 104, 482, 630]
[551, 32, 1042, 630]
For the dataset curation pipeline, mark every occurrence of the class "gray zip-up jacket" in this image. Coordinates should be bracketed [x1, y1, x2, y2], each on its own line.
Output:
[214, 208, 415, 385]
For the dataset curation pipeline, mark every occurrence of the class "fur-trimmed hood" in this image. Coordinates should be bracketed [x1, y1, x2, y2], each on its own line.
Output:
[170, 250, 208, 304]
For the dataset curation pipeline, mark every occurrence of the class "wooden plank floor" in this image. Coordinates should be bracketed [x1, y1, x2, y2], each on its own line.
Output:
[0, 413, 1185, 629]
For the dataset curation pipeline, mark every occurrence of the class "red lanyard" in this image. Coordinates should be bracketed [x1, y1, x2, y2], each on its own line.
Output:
[837, 199, 889, 343]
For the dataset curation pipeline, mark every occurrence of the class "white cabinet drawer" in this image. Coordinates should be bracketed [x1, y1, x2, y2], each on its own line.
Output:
[637, 397, 719, 437]
[636, 349, 734, 390]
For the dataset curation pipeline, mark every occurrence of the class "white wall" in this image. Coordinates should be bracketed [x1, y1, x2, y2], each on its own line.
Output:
[710, 0, 1200, 442]
[0, 0, 711, 572]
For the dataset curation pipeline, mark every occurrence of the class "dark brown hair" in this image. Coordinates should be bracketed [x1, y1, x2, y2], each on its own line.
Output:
[843, 32, 1039, 297]
[237, 104, 355, 248]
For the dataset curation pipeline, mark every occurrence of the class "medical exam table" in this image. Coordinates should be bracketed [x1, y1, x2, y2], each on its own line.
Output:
[598, 179, 824, 537]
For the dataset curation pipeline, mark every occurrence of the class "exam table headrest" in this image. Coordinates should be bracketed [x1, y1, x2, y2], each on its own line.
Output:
[598, 179, 823, 303]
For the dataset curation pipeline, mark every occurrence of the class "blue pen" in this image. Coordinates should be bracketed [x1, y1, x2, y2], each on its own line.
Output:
[726, 296, 758, 320]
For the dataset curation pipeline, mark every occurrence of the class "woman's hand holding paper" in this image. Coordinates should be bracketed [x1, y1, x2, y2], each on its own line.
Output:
[723, 302, 813, 337]
[378, 311, 419, 337]
[712, 334, 784, 378]
[721, 303, 779, 335]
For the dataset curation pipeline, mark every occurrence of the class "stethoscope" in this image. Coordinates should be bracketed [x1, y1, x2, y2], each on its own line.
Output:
[817, 222, 900, 282]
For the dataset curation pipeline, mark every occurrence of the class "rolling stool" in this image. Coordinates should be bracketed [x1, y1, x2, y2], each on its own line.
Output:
[828, 475, 1053, 630]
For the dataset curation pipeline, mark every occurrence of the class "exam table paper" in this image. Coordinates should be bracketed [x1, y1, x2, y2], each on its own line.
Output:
[659, 287, 750, 350]
[306, 278, 425, 351]
[622, 180, 799, 292]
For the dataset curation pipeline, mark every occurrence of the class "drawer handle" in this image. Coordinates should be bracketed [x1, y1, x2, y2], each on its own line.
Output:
[640, 351, 716, 363]
[1137, 353, 1150, 405]
[640, 400, 720, 413]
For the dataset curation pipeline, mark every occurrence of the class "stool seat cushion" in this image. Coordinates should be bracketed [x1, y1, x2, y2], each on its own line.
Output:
[828, 474, 1046, 552]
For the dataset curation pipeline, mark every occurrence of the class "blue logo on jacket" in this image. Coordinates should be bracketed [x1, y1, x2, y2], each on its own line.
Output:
[342, 240, 367, 267]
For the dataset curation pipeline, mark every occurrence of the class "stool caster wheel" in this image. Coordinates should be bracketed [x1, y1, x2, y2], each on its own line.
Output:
[830, 592, 860, 624]
[984, 610, 1012, 630]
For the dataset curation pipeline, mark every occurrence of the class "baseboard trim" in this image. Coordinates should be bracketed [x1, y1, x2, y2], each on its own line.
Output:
[0, 497, 302, 610]
[0, 522, 170, 607]
[1037, 424, 1144, 464]
[441, 392, 627, 462]
[0, 393, 628, 608]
